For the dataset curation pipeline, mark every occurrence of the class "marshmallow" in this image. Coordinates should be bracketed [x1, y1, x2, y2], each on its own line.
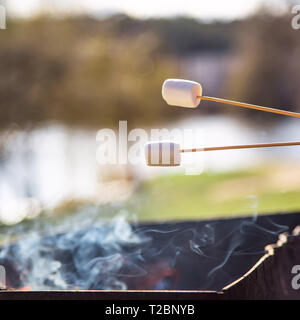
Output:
[145, 141, 181, 167]
[162, 79, 202, 108]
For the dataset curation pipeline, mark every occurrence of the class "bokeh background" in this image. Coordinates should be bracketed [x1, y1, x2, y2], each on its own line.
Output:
[1, 0, 300, 226]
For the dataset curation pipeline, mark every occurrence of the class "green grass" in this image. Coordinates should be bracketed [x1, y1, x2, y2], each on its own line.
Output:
[2, 166, 300, 237]
[131, 166, 300, 221]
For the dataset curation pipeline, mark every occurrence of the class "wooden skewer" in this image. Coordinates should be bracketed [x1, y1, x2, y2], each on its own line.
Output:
[198, 95, 300, 119]
[180, 141, 300, 153]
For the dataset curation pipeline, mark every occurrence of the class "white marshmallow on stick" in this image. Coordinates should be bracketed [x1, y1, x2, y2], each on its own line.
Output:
[145, 141, 300, 167]
[162, 79, 202, 108]
[145, 141, 181, 167]
[162, 78, 300, 118]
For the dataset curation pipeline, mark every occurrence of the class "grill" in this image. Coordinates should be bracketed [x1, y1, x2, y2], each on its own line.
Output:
[0, 212, 299, 300]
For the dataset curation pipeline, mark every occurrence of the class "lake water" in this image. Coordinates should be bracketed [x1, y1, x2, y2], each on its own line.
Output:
[1, 116, 300, 224]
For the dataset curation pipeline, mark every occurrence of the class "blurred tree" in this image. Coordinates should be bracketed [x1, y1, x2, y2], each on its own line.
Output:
[0, 16, 178, 129]
[2, 13, 297, 129]
[226, 9, 300, 124]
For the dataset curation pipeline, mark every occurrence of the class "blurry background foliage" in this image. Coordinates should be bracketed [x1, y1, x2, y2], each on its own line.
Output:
[0, 10, 299, 130]
[1, 5, 300, 226]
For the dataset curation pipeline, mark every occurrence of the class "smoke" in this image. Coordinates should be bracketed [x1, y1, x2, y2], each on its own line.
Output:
[0, 213, 152, 290]
[0, 202, 290, 291]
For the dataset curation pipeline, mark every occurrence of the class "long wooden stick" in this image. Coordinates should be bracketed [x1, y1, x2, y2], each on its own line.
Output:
[198, 96, 300, 119]
[180, 141, 300, 153]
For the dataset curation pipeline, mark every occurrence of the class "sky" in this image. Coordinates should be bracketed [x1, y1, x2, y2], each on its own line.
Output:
[4, 0, 290, 21]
